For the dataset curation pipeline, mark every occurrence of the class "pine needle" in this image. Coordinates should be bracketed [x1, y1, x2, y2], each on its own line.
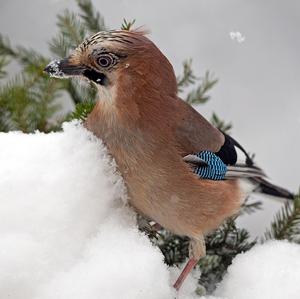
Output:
[121, 19, 136, 31]
[265, 192, 300, 242]
[77, 0, 106, 33]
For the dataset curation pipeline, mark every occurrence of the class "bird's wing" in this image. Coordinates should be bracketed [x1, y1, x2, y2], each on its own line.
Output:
[172, 96, 225, 155]
[182, 154, 208, 166]
[170, 98, 294, 200]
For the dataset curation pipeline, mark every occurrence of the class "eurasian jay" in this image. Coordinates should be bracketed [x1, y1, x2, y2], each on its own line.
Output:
[44, 29, 293, 291]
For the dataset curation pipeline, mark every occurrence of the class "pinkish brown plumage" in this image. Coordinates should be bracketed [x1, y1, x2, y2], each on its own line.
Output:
[80, 30, 242, 242]
[44, 29, 291, 291]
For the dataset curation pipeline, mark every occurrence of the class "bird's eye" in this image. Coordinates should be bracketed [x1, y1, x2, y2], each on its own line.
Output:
[97, 54, 114, 68]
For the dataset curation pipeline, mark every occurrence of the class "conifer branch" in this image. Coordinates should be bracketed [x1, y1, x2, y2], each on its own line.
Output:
[177, 59, 197, 92]
[240, 197, 262, 215]
[210, 112, 232, 133]
[50, 10, 86, 58]
[0, 34, 48, 74]
[185, 71, 218, 104]
[0, 35, 15, 56]
[66, 100, 95, 121]
[0, 56, 8, 79]
[177, 60, 218, 105]
[77, 0, 106, 33]
[265, 191, 300, 241]
[199, 218, 256, 292]
[121, 19, 136, 31]
[0, 75, 61, 132]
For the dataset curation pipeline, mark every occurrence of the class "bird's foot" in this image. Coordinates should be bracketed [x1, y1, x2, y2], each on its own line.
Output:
[173, 235, 206, 291]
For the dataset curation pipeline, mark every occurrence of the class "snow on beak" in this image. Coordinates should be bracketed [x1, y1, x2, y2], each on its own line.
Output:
[44, 59, 85, 78]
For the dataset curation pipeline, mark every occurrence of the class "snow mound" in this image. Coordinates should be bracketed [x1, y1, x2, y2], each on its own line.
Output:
[0, 121, 299, 299]
[0, 122, 174, 299]
[215, 240, 300, 299]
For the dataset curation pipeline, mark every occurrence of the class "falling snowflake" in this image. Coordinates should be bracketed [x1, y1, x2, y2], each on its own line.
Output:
[229, 31, 246, 43]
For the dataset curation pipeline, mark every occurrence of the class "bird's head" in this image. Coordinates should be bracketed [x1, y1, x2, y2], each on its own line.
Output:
[44, 30, 177, 105]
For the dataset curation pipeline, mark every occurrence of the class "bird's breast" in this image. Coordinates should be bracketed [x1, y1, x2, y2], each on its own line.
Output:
[85, 108, 242, 238]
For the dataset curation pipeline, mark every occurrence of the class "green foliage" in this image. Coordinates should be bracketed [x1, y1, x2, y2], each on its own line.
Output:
[0, 0, 103, 132]
[76, 0, 107, 33]
[67, 100, 95, 121]
[0, 35, 15, 56]
[0, 56, 8, 79]
[199, 218, 256, 292]
[210, 112, 232, 134]
[240, 196, 262, 215]
[265, 192, 300, 242]
[177, 59, 197, 92]
[0, 30, 63, 132]
[177, 60, 218, 105]
[121, 19, 136, 31]
[186, 71, 218, 105]
[50, 10, 86, 58]
[177, 60, 232, 135]
[0, 75, 61, 132]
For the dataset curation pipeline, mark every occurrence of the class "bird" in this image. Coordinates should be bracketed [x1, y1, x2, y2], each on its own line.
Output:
[44, 29, 294, 291]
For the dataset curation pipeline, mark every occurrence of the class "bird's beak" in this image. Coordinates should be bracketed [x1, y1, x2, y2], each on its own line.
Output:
[44, 58, 85, 78]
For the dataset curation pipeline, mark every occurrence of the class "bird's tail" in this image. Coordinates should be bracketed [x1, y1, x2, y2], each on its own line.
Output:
[223, 133, 295, 200]
[251, 177, 294, 199]
[225, 164, 266, 179]
[224, 164, 294, 200]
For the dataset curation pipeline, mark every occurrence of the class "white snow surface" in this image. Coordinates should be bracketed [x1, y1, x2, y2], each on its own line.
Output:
[215, 240, 300, 299]
[0, 121, 299, 299]
[0, 122, 174, 299]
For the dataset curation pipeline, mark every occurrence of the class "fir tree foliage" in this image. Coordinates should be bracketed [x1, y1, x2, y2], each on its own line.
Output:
[121, 19, 136, 31]
[199, 218, 256, 293]
[66, 100, 95, 121]
[49, 10, 86, 58]
[210, 112, 232, 134]
[265, 191, 300, 242]
[240, 196, 262, 215]
[77, 0, 107, 33]
[0, 0, 106, 132]
[177, 59, 218, 105]
[0, 57, 8, 79]
[0, 33, 62, 132]
[176, 60, 232, 134]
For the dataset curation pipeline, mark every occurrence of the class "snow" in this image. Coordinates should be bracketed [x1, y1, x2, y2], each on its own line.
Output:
[0, 121, 299, 299]
[45, 59, 69, 79]
[229, 31, 245, 43]
[0, 122, 174, 299]
[215, 240, 300, 299]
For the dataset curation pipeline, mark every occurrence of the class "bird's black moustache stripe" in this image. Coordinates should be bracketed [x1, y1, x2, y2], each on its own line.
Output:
[83, 68, 108, 86]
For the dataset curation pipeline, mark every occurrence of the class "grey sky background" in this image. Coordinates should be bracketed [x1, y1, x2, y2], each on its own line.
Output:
[0, 0, 299, 235]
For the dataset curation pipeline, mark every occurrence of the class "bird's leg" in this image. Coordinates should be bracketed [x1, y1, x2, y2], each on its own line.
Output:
[173, 257, 198, 291]
[173, 235, 206, 291]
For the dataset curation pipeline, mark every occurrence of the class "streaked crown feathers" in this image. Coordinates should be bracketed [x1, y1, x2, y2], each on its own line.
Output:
[77, 29, 149, 52]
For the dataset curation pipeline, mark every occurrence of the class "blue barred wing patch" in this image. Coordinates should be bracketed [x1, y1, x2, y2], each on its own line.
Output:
[193, 151, 227, 180]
